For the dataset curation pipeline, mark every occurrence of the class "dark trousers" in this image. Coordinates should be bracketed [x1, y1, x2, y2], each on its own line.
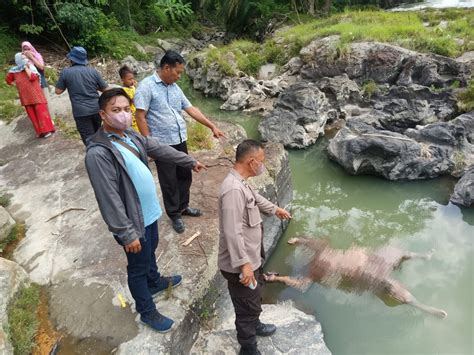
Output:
[124, 221, 161, 315]
[155, 141, 192, 220]
[74, 113, 102, 146]
[221, 269, 262, 347]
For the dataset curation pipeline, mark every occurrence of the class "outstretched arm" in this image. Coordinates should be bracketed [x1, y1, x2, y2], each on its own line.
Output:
[184, 106, 225, 138]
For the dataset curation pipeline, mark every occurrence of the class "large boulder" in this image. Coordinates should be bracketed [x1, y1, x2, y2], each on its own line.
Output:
[327, 119, 454, 180]
[300, 36, 470, 87]
[259, 82, 330, 148]
[450, 166, 474, 207]
[0, 258, 30, 355]
[366, 85, 458, 133]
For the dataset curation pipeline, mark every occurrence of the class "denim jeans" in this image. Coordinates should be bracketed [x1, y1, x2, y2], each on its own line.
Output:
[124, 220, 161, 315]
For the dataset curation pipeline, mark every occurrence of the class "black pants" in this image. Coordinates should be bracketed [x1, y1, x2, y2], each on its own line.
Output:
[74, 113, 102, 146]
[155, 141, 192, 220]
[221, 269, 262, 348]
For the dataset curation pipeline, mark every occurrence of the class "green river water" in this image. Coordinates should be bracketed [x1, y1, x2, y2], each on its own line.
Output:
[182, 79, 474, 355]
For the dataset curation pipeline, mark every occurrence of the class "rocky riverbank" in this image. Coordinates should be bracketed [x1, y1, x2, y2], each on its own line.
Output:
[187, 34, 474, 207]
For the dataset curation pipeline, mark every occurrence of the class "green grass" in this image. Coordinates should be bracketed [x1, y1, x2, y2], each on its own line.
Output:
[199, 8, 473, 77]
[458, 80, 474, 112]
[0, 222, 25, 259]
[6, 283, 41, 355]
[186, 121, 213, 152]
[278, 8, 473, 58]
[362, 80, 379, 99]
[54, 117, 81, 140]
[0, 69, 24, 123]
[0, 193, 12, 207]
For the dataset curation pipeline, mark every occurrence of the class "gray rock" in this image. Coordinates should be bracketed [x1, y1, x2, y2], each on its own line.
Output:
[120, 55, 155, 75]
[316, 74, 361, 108]
[299, 36, 470, 87]
[283, 57, 303, 75]
[0, 207, 15, 242]
[451, 166, 474, 207]
[259, 64, 277, 80]
[327, 119, 454, 180]
[456, 51, 474, 72]
[157, 38, 176, 52]
[191, 302, 331, 354]
[132, 41, 146, 55]
[259, 82, 330, 148]
[220, 92, 250, 111]
[367, 85, 458, 133]
[250, 143, 293, 255]
[0, 258, 30, 355]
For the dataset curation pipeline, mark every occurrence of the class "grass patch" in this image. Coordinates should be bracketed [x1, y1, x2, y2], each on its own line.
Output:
[0, 69, 24, 123]
[278, 8, 473, 57]
[0, 192, 12, 207]
[193, 284, 220, 326]
[186, 121, 213, 152]
[458, 79, 474, 112]
[6, 283, 41, 355]
[362, 80, 379, 99]
[199, 8, 473, 77]
[0, 222, 25, 259]
[54, 117, 81, 140]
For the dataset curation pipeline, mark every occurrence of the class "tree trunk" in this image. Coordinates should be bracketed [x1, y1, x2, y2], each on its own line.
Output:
[307, 0, 316, 15]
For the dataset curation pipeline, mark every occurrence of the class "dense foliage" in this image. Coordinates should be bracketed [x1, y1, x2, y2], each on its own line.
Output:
[0, 0, 421, 58]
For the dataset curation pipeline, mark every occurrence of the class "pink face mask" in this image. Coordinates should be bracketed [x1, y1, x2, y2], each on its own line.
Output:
[105, 111, 132, 130]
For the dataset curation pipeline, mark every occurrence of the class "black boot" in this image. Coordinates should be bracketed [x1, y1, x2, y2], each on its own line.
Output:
[239, 343, 261, 355]
[256, 322, 276, 337]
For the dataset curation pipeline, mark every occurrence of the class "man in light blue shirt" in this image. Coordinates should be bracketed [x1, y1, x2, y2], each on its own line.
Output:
[135, 50, 225, 234]
[85, 88, 206, 333]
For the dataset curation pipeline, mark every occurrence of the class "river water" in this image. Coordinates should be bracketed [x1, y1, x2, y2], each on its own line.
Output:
[392, 0, 474, 10]
[181, 79, 474, 355]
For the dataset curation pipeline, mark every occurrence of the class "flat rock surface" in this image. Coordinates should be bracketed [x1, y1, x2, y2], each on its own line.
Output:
[191, 302, 331, 355]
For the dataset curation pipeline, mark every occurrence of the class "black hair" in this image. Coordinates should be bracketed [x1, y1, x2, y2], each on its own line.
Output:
[119, 65, 134, 78]
[159, 50, 185, 68]
[236, 139, 264, 162]
[98, 88, 132, 110]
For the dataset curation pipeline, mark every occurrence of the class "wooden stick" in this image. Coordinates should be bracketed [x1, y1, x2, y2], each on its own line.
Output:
[45, 207, 86, 222]
[197, 238, 208, 266]
[157, 250, 164, 261]
[162, 256, 175, 271]
[181, 231, 201, 246]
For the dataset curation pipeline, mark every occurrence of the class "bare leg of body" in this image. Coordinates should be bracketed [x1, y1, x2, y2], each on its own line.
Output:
[263, 273, 313, 292]
[385, 279, 447, 318]
[374, 246, 434, 270]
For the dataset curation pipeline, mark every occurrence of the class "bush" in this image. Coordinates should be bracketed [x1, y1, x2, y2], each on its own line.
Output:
[0, 27, 18, 65]
[56, 3, 116, 56]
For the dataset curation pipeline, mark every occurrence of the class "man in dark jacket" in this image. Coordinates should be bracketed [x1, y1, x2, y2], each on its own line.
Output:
[85, 88, 206, 333]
